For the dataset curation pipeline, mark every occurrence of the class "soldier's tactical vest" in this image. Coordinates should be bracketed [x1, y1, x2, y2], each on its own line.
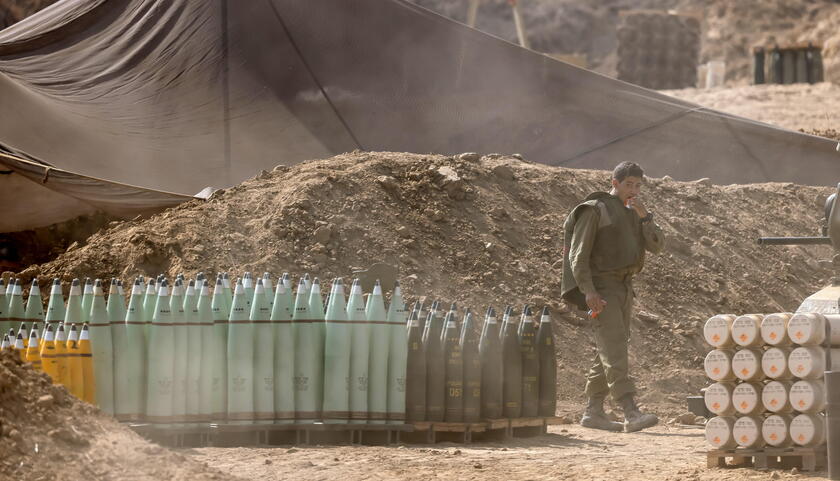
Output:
[560, 192, 645, 310]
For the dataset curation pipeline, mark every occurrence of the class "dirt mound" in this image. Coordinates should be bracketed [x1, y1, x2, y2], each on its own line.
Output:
[0, 350, 232, 480]
[14, 151, 836, 415]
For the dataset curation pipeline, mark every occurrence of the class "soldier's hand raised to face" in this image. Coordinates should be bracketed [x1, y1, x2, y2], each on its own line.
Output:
[626, 196, 648, 218]
[585, 292, 607, 316]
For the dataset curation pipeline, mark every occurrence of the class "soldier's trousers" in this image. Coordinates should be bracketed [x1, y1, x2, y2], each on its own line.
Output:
[583, 274, 636, 401]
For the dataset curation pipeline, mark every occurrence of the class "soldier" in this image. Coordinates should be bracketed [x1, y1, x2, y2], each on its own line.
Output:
[561, 161, 665, 433]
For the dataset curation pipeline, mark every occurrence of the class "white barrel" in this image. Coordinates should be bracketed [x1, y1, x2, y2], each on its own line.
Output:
[732, 348, 765, 382]
[705, 349, 736, 381]
[732, 382, 763, 415]
[733, 415, 765, 448]
[762, 347, 792, 379]
[788, 346, 840, 379]
[705, 382, 736, 416]
[732, 314, 763, 347]
[705, 416, 737, 449]
[788, 312, 828, 346]
[762, 414, 794, 447]
[762, 380, 793, 413]
[704, 314, 736, 348]
[790, 413, 826, 447]
[760, 313, 792, 346]
[825, 314, 840, 345]
[789, 379, 826, 413]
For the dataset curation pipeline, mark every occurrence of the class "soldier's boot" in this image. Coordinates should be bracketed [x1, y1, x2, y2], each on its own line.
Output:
[620, 394, 658, 433]
[579, 395, 623, 432]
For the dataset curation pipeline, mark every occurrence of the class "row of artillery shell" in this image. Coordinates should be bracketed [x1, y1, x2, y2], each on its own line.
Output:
[704, 379, 826, 416]
[706, 413, 826, 449]
[406, 304, 557, 423]
[704, 313, 840, 348]
[704, 345, 840, 381]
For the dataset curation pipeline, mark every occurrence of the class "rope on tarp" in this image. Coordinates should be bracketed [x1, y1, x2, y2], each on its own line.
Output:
[551, 106, 706, 166]
[267, 0, 364, 151]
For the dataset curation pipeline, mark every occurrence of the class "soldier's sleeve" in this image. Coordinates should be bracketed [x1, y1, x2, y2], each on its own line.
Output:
[569, 207, 599, 295]
[642, 219, 665, 254]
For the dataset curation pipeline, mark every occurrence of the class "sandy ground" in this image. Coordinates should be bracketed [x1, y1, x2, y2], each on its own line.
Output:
[663, 82, 840, 133]
[189, 423, 826, 481]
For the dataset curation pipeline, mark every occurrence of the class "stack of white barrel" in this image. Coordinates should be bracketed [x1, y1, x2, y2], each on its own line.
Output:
[703, 313, 838, 451]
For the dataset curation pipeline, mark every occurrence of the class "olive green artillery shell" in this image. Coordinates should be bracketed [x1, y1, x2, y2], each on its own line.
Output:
[518, 314, 539, 417]
[479, 313, 503, 419]
[501, 317, 522, 418]
[423, 310, 445, 422]
[405, 309, 427, 422]
[537, 311, 557, 417]
[441, 312, 463, 423]
[460, 313, 481, 423]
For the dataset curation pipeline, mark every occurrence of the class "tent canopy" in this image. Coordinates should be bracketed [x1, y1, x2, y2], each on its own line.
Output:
[1, 0, 838, 232]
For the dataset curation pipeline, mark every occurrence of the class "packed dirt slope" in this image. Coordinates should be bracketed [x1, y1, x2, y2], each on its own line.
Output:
[413, 0, 840, 85]
[663, 82, 840, 132]
[14, 151, 836, 414]
[0, 350, 235, 481]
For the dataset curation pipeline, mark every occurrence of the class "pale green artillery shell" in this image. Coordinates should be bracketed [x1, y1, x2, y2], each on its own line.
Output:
[90, 294, 115, 415]
[323, 283, 351, 424]
[170, 293, 188, 423]
[366, 288, 389, 424]
[0, 292, 8, 336]
[197, 287, 217, 421]
[308, 283, 326, 421]
[122, 290, 148, 421]
[108, 288, 132, 420]
[292, 281, 318, 422]
[185, 293, 203, 422]
[146, 294, 175, 424]
[227, 286, 255, 423]
[347, 284, 370, 424]
[211, 288, 230, 419]
[7, 287, 25, 338]
[271, 284, 295, 424]
[24, 286, 44, 322]
[251, 286, 274, 423]
[386, 294, 409, 424]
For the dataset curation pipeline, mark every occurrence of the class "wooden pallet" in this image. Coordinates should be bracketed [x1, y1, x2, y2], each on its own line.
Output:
[408, 421, 487, 443]
[130, 422, 414, 447]
[130, 417, 565, 447]
[707, 446, 826, 471]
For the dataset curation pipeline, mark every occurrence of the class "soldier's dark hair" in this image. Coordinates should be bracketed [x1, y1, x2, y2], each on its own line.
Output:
[612, 161, 644, 182]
